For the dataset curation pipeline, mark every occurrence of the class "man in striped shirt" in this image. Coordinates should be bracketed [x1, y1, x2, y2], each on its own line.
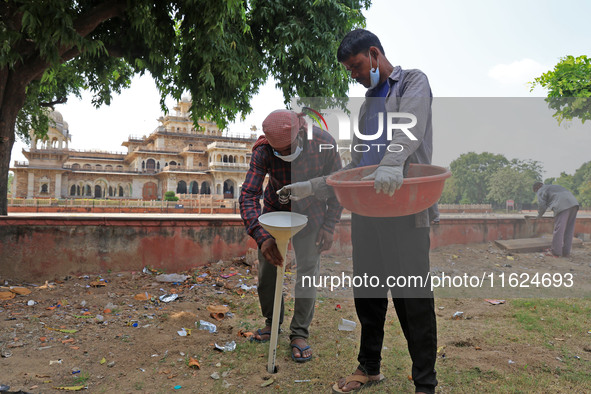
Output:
[239, 109, 342, 362]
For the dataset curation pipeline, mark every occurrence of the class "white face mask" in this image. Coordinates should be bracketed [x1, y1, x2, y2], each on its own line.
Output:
[274, 144, 302, 162]
[369, 52, 380, 88]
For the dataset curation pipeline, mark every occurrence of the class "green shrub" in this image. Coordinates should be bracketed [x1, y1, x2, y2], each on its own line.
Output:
[164, 191, 179, 201]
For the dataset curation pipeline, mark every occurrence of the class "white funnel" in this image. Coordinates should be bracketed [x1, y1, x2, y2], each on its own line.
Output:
[258, 211, 308, 242]
[258, 212, 308, 373]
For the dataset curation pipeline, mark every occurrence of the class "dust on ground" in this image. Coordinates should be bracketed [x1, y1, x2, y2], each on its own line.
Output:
[1, 241, 590, 393]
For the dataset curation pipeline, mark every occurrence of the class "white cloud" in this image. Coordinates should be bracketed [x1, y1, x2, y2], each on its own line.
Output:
[488, 58, 549, 86]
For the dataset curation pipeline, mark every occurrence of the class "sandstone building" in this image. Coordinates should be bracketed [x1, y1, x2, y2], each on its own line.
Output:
[11, 98, 256, 200]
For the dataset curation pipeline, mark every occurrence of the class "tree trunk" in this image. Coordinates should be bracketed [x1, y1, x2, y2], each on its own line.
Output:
[0, 68, 27, 216]
[0, 112, 17, 216]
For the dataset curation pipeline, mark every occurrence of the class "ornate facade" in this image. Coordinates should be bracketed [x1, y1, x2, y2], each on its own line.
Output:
[11, 98, 256, 200]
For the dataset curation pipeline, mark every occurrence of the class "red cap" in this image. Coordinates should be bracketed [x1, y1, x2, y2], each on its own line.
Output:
[262, 110, 307, 150]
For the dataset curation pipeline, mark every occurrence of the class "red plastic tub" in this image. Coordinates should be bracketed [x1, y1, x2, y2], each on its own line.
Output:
[326, 164, 451, 217]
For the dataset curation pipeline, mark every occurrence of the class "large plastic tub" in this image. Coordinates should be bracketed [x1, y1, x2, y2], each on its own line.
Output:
[326, 164, 451, 217]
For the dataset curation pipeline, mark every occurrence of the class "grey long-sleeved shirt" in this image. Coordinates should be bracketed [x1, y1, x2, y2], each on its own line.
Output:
[343, 66, 433, 227]
[536, 184, 579, 217]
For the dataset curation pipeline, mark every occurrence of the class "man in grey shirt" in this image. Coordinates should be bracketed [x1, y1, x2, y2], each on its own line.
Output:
[533, 182, 579, 257]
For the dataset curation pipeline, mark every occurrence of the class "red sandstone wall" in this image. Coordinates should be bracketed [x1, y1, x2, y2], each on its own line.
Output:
[0, 215, 589, 281]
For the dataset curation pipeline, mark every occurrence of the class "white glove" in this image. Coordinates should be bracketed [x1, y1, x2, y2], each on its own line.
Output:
[361, 165, 404, 197]
[277, 181, 313, 202]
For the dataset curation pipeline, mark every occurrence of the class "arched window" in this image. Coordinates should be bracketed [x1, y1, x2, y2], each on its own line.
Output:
[40, 184, 48, 193]
[200, 181, 211, 195]
[116, 165, 123, 171]
[223, 179, 235, 198]
[146, 159, 155, 171]
[119, 186, 124, 197]
[94, 185, 102, 198]
[96, 164, 102, 170]
[76, 185, 81, 196]
[72, 163, 80, 170]
[108, 186, 114, 197]
[105, 165, 113, 171]
[176, 180, 187, 194]
[85, 185, 92, 196]
[70, 185, 76, 196]
[83, 164, 91, 170]
[190, 181, 199, 194]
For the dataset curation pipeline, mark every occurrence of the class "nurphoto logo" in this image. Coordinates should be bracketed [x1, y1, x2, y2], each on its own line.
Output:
[303, 107, 418, 153]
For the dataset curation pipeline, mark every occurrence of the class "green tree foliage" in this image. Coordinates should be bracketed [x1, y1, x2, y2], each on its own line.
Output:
[552, 172, 576, 192]
[547, 161, 591, 207]
[531, 55, 591, 125]
[449, 152, 509, 204]
[439, 175, 461, 204]
[164, 191, 179, 202]
[486, 166, 538, 207]
[578, 180, 591, 208]
[0, 0, 370, 214]
[447, 153, 543, 206]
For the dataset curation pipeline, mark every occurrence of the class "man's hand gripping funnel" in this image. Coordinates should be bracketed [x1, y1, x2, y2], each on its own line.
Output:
[258, 212, 308, 374]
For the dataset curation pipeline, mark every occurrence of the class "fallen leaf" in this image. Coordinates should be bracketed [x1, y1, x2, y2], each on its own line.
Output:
[62, 338, 75, 344]
[10, 287, 32, 295]
[100, 357, 106, 365]
[39, 281, 55, 289]
[134, 292, 151, 301]
[0, 292, 16, 300]
[188, 357, 200, 369]
[507, 256, 514, 261]
[70, 346, 80, 350]
[47, 327, 78, 334]
[90, 281, 106, 287]
[261, 378, 275, 387]
[238, 330, 254, 339]
[53, 385, 85, 391]
[474, 346, 482, 350]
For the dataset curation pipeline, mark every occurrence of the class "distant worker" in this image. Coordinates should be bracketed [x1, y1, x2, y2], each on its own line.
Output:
[533, 182, 579, 257]
[239, 109, 343, 363]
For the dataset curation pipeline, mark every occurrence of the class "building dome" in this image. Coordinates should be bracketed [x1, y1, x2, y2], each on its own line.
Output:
[49, 109, 64, 124]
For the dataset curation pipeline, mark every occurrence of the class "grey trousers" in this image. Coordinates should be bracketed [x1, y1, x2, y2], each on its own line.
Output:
[552, 206, 579, 256]
[257, 226, 320, 340]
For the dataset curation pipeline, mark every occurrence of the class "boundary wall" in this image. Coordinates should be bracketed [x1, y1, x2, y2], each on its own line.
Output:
[1, 214, 589, 281]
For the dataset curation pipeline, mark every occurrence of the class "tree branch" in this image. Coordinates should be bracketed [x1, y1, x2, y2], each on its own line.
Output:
[72, 0, 128, 39]
[39, 97, 68, 108]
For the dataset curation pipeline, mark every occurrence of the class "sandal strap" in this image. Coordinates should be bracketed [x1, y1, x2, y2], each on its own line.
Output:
[344, 375, 369, 384]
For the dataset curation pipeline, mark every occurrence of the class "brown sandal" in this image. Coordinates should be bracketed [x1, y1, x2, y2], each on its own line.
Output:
[332, 373, 386, 393]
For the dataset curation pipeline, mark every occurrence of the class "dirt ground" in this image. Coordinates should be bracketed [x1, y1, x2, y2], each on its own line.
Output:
[1, 240, 590, 393]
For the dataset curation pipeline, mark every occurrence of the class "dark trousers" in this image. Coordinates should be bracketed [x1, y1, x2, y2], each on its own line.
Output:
[552, 206, 579, 256]
[352, 213, 437, 394]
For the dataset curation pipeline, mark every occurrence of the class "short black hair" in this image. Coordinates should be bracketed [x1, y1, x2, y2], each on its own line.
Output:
[337, 29, 385, 62]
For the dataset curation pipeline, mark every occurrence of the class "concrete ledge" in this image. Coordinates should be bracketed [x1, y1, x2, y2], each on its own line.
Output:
[1, 213, 589, 281]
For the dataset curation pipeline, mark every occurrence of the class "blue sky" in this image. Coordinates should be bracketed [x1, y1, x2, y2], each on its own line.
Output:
[11, 0, 591, 178]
